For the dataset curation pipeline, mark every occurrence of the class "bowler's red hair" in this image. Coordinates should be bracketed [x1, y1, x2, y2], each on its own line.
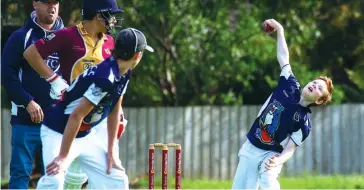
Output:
[317, 76, 334, 105]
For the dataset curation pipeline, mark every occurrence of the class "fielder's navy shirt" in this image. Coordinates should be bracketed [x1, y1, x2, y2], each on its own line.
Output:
[44, 57, 131, 138]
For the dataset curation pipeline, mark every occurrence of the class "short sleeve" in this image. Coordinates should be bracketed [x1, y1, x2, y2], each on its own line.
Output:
[290, 115, 311, 146]
[83, 79, 113, 105]
[277, 65, 300, 98]
[280, 64, 293, 79]
[34, 29, 69, 59]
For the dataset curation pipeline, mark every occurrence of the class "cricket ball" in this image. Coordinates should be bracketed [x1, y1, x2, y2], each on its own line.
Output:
[263, 22, 275, 33]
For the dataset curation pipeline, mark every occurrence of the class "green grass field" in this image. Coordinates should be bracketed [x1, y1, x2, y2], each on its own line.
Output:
[2, 175, 364, 189]
[134, 175, 364, 189]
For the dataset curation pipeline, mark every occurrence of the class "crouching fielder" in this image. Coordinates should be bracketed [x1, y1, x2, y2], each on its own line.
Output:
[231, 19, 334, 190]
[37, 28, 153, 189]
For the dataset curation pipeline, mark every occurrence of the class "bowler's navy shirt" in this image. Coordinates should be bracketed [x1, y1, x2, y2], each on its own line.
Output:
[246, 65, 312, 153]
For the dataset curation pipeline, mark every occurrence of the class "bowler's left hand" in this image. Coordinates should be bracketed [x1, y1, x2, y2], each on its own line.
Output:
[46, 155, 67, 175]
[265, 154, 280, 171]
[264, 19, 284, 33]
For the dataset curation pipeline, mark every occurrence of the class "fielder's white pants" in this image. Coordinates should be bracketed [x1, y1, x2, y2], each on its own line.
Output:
[92, 119, 120, 154]
[64, 119, 121, 189]
[232, 140, 282, 190]
[37, 125, 128, 189]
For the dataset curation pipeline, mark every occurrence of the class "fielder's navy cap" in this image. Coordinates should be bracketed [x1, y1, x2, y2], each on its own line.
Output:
[115, 28, 154, 59]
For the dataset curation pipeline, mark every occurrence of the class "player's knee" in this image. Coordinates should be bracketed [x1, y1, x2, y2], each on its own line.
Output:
[37, 175, 64, 189]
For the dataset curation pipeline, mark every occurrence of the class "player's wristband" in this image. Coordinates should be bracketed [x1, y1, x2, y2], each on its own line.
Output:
[46, 73, 59, 83]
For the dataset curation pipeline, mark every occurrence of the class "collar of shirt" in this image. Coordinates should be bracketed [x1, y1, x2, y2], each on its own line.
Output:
[301, 106, 312, 113]
[77, 22, 108, 41]
[294, 103, 312, 113]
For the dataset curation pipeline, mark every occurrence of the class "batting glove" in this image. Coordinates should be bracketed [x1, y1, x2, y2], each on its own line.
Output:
[46, 74, 69, 100]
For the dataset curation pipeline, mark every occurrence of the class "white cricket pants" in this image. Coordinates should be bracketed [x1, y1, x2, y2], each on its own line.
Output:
[37, 125, 128, 189]
[65, 119, 122, 189]
[232, 140, 283, 190]
[92, 119, 120, 154]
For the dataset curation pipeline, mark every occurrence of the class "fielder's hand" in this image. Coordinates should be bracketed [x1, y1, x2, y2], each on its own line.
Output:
[107, 152, 123, 175]
[26, 100, 44, 123]
[46, 155, 67, 175]
[47, 74, 69, 100]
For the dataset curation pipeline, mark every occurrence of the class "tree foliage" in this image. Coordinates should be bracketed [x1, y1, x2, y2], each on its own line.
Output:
[2, 0, 363, 107]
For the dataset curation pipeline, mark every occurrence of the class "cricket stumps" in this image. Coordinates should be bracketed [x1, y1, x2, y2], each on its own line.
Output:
[148, 143, 182, 190]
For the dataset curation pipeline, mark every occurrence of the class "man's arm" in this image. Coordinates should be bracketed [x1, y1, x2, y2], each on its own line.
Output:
[276, 27, 289, 69]
[58, 98, 95, 158]
[23, 44, 54, 79]
[107, 96, 123, 153]
[24, 30, 68, 79]
[106, 96, 124, 174]
[265, 138, 297, 171]
[1, 31, 45, 123]
[276, 138, 297, 164]
[264, 19, 290, 69]
[24, 33, 69, 100]
[2, 32, 34, 106]
[107, 78, 128, 154]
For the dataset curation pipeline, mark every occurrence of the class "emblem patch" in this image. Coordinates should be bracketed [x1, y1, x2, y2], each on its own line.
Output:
[256, 100, 285, 144]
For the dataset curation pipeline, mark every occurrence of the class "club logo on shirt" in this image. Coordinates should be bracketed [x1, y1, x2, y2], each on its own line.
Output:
[293, 112, 300, 122]
[83, 59, 95, 70]
[256, 100, 285, 145]
[104, 48, 111, 55]
[45, 53, 60, 72]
